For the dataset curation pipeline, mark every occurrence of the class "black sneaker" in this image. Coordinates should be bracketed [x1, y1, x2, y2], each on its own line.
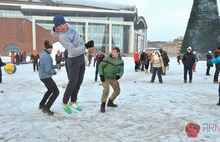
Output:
[42, 108, 54, 115]
[39, 104, 45, 109]
[217, 102, 220, 105]
[189, 80, 192, 83]
[184, 80, 187, 83]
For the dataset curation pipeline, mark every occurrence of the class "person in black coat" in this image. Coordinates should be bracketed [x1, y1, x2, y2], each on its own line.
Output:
[182, 46, 195, 83]
[206, 51, 213, 75]
[0, 57, 6, 83]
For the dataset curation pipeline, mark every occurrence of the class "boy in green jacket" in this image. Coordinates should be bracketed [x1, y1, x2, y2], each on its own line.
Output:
[99, 47, 124, 113]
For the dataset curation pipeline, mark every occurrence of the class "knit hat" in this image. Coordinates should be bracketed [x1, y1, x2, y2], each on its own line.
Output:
[53, 15, 66, 27]
[44, 40, 53, 49]
[208, 51, 212, 54]
[187, 46, 192, 51]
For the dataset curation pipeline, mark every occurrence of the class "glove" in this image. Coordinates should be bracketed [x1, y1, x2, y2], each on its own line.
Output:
[116, 75, 120, 80]
[100, 75, 105, 82]
[85, 40, 94, 49]
[58, 63, 65, 68]
[53, 71, 57, 75]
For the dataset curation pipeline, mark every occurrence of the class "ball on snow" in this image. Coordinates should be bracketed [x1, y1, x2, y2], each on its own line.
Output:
[4, 63, 16, 74]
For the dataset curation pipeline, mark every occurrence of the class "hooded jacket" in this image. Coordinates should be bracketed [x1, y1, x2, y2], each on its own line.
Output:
[182, 50, 195, 68]
[151, 51, 164, 68]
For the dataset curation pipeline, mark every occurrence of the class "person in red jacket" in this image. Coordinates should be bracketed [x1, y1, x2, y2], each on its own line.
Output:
[134, 50, 140, 72]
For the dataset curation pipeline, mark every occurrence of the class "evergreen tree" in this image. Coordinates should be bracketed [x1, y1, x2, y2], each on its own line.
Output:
[181, 0, 220, 57]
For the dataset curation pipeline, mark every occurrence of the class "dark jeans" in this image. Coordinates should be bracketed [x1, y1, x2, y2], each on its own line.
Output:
[145, 64, 149, 70]
[134, 61, 139, 70]
[95, 62, 101, 81]
[214, 67, 220, 81]
[33, 59, 38, 71]
[65, 57, 69, 79]
[184, 67, 192, 81]
[151, 67, 163, 82]
[206, 66, 210, 75]
[63, 54, 85, 104]
[40, 77, 59, 109]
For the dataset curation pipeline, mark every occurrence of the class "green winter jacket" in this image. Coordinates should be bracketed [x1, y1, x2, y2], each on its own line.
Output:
[98, 54, 124, 79]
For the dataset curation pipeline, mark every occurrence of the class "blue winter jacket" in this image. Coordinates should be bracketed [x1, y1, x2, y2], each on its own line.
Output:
[211, 56, 220, 64]
[38, 49, 58, 79]
[51, 24, 86, 58]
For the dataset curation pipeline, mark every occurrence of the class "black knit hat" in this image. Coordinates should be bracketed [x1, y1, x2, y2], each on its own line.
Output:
[44, 40, 53, 49]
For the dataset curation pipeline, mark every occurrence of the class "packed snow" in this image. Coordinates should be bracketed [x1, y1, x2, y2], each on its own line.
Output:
[0, 53, 220, 141]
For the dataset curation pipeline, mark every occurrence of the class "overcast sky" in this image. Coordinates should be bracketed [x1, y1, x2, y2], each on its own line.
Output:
[93, 0, 220, 42]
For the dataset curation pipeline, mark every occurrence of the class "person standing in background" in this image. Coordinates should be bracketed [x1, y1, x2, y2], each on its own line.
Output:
[87, 51, 93, 67]
[134, 50, 139, 72]
[213, 47, 220, 84]
[206, 51, 213, 76]
[177, 53, 181, 65]
[55, 50, 62, 70]
[182, 46, 195, 83]
[94, 49, 105, 82]
[30, 50, 40, 72]
[0, 57, 6, 83]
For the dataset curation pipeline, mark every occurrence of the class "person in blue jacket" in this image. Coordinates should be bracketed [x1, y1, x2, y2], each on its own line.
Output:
[210, 55, 220, 105]
[38, 40, 65, 115]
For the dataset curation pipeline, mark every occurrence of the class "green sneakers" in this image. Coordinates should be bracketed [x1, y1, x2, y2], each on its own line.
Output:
[69, 102, 83, 111]
[62, 104, 72, 114]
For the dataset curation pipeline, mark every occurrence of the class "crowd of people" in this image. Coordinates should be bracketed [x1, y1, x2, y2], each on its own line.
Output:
[1, 14, 220, 115]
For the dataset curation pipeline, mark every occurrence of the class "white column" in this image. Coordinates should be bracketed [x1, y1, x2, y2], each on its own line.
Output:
[109, 23, 112, 53]
[144, 29, 148, 49]
[85, 22, 88, 42]
[32, 18, 36, 50]
[129, 24, 134, 53]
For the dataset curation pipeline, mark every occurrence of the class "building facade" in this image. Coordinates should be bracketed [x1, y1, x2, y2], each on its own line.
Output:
[0, 0, 147, 56]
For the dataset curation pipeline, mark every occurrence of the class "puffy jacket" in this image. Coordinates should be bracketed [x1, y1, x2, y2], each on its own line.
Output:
[99, 54, 124, 79]
[182, 52, 195, 68]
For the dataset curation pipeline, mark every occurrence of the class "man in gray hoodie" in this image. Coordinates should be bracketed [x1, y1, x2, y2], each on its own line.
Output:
[51, 15, 94, 114]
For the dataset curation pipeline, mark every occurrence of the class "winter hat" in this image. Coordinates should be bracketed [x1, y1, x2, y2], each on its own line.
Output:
[208, 51, 212, 54]
[44, 40, 53, 49]
[187, 46, 192, 51]
[53, 15, 66, 27]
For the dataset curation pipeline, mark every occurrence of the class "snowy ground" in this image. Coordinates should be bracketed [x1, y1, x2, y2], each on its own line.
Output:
[0, 56, 219, 142]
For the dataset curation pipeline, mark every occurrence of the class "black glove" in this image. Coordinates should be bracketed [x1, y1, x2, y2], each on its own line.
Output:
[85, 40, 94, 49]
[116, 75, 120, 80]
[100, 75, 105, 82]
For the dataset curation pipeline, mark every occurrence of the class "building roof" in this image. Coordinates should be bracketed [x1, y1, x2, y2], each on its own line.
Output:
[15, 0, 137, 13]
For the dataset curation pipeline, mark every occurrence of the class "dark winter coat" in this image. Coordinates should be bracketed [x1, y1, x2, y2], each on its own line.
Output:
[140, 52, 145, 62]
[161, 51, 170, 67]
[144, 53, 149, 65]
[99, 54, 124, 79]
[182, 52, 195, 68]
[206, 53, 213, 67]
